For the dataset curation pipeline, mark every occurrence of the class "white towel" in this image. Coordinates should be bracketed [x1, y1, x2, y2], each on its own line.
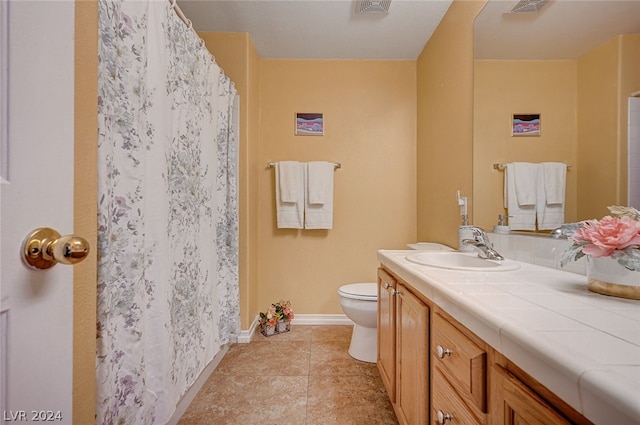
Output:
[275, 161, 304, 229]
[278, 161, 301, 203]
[505, 163, 536, 230]
[513, 162, 538, 206]
[305, 162, 334, 229]
[307, 161, 334, 205]
[542, 162, 566, 205]
[537, 162, 566, 229]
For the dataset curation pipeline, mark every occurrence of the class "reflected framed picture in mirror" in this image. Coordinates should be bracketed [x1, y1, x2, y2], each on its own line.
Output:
[512, 114, 540, 137]
[295, 113, 324, 136]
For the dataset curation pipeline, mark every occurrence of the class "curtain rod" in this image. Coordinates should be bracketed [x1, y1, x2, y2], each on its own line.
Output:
[493, 162, 571, 171]
[267, 162, 342, 169]
[169, 0, 204, 47]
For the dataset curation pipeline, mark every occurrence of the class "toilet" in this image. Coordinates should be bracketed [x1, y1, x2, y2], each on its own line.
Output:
[338, 282, 378, 363]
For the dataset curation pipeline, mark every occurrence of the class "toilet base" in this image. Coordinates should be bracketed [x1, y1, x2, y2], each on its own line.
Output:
[348, 324, 377, 363]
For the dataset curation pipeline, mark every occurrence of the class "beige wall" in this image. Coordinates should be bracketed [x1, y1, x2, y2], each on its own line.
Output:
[416, 0, 486, 248]
[258, 60, 417, 314]
[577, 37, 622, 220]
[618, 35, 640, 210]
[74, 0, 98, 422]
[200, 41, 418, 321]
[577, 34, 640, 220]
[473, 60, 578, 230]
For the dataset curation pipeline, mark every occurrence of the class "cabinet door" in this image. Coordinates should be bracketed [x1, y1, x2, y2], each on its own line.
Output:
[396, 284, 429, 425]
[378, 269, 396, 403]
[491, 365, 572, 425]
[377, 268, 397, 402]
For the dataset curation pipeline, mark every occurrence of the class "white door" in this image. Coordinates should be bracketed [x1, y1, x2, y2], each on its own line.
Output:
[1, 1, 76, 423]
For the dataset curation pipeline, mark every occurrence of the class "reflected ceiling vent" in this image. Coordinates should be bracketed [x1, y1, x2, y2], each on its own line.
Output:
[355, 0, 391, 14]
[509, 0, 548, 13]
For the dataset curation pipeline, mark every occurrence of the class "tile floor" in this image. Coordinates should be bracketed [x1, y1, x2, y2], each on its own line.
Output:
[178, 325, 399, 425]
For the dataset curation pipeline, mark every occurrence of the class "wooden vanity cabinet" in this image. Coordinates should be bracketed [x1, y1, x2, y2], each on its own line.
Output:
[377, 268, 430, 425]
[377, 266, 589, 425]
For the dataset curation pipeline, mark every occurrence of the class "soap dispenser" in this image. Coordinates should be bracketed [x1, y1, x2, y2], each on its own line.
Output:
[456, 191, 475, 251]
[493, 214, 510, 234]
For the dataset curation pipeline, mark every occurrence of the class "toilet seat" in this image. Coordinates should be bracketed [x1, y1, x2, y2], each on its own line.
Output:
[338, 283, 377, 301]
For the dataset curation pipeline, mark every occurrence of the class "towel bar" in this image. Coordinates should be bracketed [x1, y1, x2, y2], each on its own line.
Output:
[267, 161, 341, 169]
[493, 162, 570, 171]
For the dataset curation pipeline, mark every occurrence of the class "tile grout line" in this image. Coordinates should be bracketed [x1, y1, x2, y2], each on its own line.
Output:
[304, 326, 314, 425]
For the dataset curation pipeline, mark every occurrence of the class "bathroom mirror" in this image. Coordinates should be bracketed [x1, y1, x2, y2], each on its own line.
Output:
[472, 0, 640, 231]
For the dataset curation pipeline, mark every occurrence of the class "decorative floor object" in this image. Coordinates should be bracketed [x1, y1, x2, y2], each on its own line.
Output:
[260, 320, 291, 337]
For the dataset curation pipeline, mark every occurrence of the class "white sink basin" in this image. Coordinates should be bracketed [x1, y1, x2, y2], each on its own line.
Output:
[405, 251, 521, 272]
[406, 242, 455, 251]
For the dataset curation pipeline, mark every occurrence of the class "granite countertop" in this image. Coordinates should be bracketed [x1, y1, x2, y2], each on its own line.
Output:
[377, 249, 640, 425]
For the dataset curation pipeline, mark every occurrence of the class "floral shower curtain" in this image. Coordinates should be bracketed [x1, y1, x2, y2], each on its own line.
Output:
[96, 1, 239, 423]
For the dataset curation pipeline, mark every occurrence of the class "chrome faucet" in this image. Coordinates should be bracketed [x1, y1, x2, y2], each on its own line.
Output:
[462, 226, 504, 261]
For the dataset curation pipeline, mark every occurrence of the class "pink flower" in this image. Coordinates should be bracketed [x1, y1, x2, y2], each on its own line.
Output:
[284, 309, 294, 321]
[573, 215, 640, 257]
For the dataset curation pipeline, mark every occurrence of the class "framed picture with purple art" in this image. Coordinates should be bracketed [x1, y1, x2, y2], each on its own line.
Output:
[295, 113, 324, 136]
[512, 114, 541, 136]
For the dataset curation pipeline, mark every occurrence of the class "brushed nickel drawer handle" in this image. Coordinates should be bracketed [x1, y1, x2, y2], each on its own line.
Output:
[436, 409, 453, 424]
[436, 345, 453, 358]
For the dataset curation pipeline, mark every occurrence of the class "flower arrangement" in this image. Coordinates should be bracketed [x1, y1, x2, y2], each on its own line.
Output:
[561, 206, 640, 271]
[259, 300, 294, 336]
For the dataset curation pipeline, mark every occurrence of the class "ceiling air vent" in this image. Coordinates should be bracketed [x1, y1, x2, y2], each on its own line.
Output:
[355, 0, 391, 14]
[509, 0, 548, 14]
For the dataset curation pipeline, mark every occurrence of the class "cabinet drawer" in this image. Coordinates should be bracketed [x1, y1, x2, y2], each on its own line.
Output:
[432, 313, 486, 412]
[432, 367, 483, 425]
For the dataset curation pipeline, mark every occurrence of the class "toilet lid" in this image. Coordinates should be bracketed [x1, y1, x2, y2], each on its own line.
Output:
[338, 283, 377, 300]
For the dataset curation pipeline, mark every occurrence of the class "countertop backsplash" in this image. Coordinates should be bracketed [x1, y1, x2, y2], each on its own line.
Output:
[488, 232, 586, 275]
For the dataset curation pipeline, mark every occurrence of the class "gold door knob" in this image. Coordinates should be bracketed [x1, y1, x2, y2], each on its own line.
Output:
[22, 227, 90, 270]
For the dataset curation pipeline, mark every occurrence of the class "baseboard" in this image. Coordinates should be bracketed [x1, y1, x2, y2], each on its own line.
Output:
[291, 313, 353, 326]
[237, 314, 353, 344]
[167, 343, 230, 425]
[237, 316, 260, 343]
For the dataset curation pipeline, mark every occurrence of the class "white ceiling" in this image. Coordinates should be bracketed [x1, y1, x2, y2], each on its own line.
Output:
[178, 0, 640, 60]
[178, 0, 454, 59]
[475, 0, 640, 59]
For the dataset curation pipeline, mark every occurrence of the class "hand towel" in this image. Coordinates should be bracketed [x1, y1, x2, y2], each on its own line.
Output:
[275, 161, 304, 229]
[542, 162, 566, 205]
[307, 161, 334, 205]
[537, 162, 566, 229]
[505, 163, 536, 230]
[513, 162, 538, 206]
[278, 161, 301, 203]
[305, 161, 334, 229]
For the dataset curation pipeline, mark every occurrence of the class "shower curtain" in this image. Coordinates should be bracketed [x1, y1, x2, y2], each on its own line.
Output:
[96, 1, 239, 423]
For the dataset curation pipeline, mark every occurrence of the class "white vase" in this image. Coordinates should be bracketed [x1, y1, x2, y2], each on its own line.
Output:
[587, 256, 640, 300]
